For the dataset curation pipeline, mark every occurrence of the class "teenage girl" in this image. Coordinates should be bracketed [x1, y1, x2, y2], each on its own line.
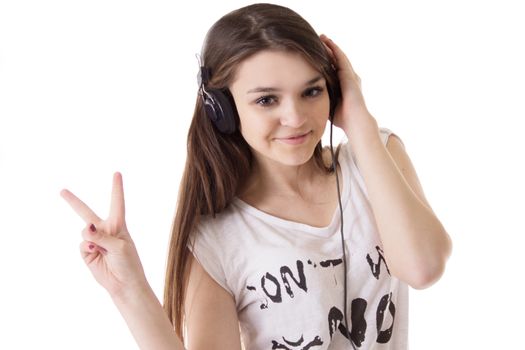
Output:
[61, 3, 452, 349]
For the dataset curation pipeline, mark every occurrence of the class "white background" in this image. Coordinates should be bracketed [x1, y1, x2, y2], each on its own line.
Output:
[1, 0, 523, 348]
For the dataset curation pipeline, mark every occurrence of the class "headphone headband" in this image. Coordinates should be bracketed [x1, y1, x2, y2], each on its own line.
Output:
[198, 66, 211, 88]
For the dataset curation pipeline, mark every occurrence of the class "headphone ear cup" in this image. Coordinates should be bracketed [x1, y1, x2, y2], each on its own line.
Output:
[329, 99, 336, 120]
[328, 78, 342, 121]
[202, 89, 238, 134]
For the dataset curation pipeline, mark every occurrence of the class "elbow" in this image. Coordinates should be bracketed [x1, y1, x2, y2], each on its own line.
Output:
[408, 234, 452, 290]
[408, 233, 453, 290]
[408, 263, 446, 290]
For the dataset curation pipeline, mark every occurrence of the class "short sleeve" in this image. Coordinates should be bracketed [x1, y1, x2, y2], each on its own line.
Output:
[343, 126, 404, 162]
[379, 127, 405, 148]
[187, 226, 233, 296]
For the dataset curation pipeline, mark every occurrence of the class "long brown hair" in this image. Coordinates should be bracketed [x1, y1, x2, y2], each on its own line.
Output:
[163, 3, 341, 342]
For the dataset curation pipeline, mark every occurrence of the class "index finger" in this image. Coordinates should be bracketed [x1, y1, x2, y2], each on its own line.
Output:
[60, 189, 102, 224]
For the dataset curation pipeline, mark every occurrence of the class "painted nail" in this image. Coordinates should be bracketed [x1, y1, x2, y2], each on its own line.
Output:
[88, 244, 95, 250]
[89, 224, 96, 233]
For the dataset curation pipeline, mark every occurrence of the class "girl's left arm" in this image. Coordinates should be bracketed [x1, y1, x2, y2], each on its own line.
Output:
[349, 117, 453, 290]
[320, 34, 452, 289]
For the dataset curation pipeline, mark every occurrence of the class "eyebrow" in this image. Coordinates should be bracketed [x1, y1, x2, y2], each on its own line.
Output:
[246, 75, 323, 94]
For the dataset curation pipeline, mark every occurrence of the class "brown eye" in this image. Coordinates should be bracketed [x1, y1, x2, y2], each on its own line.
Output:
[256, 95, 278, 106]
[304, 86, 324, 98]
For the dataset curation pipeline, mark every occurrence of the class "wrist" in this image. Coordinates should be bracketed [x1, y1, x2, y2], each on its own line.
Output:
[111, 281, 155, 307]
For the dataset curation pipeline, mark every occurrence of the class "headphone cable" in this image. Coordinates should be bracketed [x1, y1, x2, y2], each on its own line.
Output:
[329, 120, 357, 350]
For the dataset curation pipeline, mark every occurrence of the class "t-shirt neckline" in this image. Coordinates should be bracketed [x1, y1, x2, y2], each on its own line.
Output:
[232, 147, 351, 237]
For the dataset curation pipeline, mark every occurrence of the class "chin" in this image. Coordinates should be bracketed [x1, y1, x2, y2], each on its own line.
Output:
[272, 145, 317, 167]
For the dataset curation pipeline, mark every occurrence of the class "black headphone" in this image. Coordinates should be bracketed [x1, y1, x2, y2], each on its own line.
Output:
[197, 65, 341, 134]
[197, 66, 238, 134]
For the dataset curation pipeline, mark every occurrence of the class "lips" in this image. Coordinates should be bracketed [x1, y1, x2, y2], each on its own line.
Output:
[276, 131, 311, 140]
[274, 130, 312, 145]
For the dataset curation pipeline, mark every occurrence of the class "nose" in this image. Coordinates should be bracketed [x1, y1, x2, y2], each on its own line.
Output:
[279, 98, 307, 128]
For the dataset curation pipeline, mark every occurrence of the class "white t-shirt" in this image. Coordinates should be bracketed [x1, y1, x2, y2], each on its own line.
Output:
[188, 127, 409, 349]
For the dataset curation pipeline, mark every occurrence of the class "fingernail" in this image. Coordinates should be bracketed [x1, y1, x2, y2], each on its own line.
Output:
[88, 244, 95, 250]
[89, 224, 96, 233]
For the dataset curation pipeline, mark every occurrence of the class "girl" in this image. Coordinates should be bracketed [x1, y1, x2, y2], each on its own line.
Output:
[61, 3, 452, 349]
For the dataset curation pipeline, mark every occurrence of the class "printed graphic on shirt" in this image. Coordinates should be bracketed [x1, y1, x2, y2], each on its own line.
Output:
[271, 335, 323, 349]
[245, 248, 396, 349]
[366, 246, 391, 279]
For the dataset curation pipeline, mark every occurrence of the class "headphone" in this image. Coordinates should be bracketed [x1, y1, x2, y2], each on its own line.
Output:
[197, 66, 238, 134]
[197, 65, 341, 134]
[197, 62, 356, 350]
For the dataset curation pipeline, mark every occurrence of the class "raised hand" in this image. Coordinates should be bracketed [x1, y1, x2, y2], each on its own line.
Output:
[320, 34, 378, 135]
[60, 172, 148, 299]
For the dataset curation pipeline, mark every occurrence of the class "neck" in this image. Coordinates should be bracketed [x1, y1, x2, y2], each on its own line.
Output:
[239, 152, 328, 203]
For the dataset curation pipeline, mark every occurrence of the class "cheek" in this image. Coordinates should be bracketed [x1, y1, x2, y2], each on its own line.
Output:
[311, 98, 330, 125]
[320, 95, 331, 118]
[238, 110, 275, 138]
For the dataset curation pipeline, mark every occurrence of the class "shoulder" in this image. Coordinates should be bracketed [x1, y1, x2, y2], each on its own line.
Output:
[380, 128, 434, 211]
[198, 204, 239, 234]
[187, 209, 240, 303]
[380, 127, 407, 161]
[194, 202, 248, 245]
[379, 127, 405, 148]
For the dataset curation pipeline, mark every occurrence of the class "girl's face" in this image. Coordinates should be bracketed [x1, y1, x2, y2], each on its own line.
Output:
[229, 50, 330, 168]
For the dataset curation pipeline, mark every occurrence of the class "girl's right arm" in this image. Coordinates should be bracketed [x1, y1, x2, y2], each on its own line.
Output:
[61, 172, 242, 350]
[183, 251, 243, 350]
[111, 283, 186, 350]
[111, 255, 243, 350]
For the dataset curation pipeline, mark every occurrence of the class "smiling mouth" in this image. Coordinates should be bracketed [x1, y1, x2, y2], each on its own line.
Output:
[276, 131, 311, 140]
[275, 131, 312, 144]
